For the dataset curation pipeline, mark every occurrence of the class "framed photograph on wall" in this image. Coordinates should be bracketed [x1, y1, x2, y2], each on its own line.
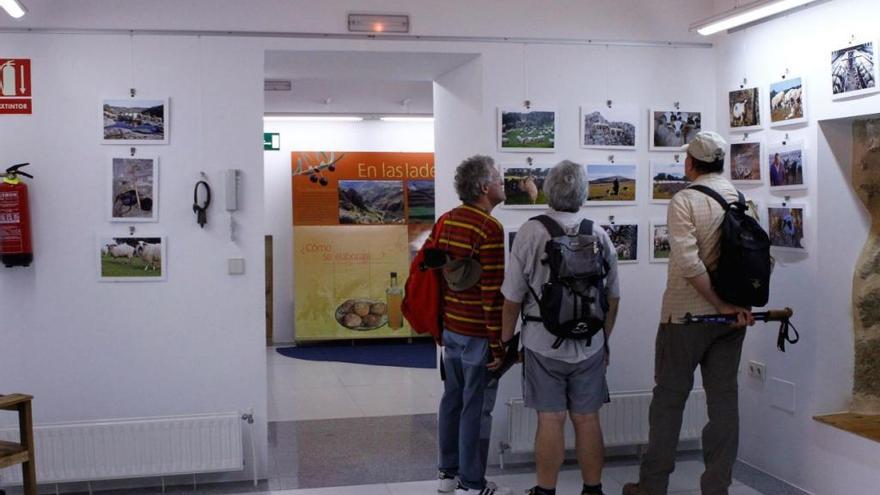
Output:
[502, 165, 551, 208]
[729, 140, 763, 184]
[769, 77, 807, 127]
[504, 226, 518, 254]
[98, 236, 166, 282]
[728, 87, 762, 132]
[768, 141, 807, 191]
[109, 155, 159, 222]
[586, 164, 637, 205]
[649, 221, 670, 263]
[498, 108, 557, 152]
[767, 204, 806, 251]
[102, 98, 169, 144]
[649, 109, 702, 150]
[650, 160, 690, 203]
[600, 222, 639, 264]
[580, 103, 638, 150]
[831, 39, 879, 100]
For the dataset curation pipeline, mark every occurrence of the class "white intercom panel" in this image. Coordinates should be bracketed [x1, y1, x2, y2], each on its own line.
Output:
[225, 169, 241, 211]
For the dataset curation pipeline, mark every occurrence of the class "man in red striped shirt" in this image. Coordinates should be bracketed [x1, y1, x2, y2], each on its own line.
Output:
[436, 155, 511, 495]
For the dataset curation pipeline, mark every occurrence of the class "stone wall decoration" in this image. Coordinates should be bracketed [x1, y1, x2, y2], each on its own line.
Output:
[850, 117, 880, 414]
[498, 108, 557, 152]
[831, 39, 879, 100]
[109, 155, 158, 222]
[580, 103, 637, 150]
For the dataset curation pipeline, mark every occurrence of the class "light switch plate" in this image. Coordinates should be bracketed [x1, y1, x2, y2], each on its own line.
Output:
[228, 258, 245, 275]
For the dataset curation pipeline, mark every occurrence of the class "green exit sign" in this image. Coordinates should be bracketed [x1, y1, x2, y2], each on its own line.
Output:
[264, 132, 280, 150]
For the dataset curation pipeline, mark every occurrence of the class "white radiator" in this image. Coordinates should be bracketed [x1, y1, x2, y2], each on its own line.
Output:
[0, 412, 244, 485]
[504, 389, 708, 455]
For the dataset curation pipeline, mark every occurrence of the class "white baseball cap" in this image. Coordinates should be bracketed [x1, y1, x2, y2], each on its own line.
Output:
[682, 131, 727, 162]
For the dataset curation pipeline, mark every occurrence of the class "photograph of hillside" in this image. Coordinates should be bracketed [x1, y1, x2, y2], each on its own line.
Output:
[407, 180, 435, 224]
[587, 164, 637, 202]
[103, 99, 167, 142]
[338, 180, 405, 224]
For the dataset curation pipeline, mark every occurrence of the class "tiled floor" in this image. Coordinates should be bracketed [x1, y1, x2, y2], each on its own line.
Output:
[268, 346, 440, 421]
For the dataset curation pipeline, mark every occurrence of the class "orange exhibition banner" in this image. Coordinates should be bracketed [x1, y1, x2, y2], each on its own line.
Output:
[291, 151, 435, 342]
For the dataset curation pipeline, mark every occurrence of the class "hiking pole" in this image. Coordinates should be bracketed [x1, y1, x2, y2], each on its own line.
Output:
[680, 307, 799, 352]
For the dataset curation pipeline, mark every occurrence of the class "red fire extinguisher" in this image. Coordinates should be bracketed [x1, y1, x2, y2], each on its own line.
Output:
[0, 163, 34, 268]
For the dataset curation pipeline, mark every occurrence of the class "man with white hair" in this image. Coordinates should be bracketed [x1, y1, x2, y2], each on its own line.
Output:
[624, 132, 755, 495]
[501, 160, 621, 495]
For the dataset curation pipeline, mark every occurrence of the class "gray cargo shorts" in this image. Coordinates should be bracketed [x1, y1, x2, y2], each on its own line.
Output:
[523, 348, 608, 414]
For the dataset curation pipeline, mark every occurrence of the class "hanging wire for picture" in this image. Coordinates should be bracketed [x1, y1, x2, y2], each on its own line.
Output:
[521, 43, 529, 108]
[129, 31, 136, 98]
[604, 44, 610, 104]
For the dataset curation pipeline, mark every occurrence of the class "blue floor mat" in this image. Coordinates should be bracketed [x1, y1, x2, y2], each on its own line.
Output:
[276, 341, 437, 369]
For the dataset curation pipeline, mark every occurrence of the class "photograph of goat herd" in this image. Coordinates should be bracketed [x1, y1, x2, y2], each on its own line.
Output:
[99, 237, 165, 281]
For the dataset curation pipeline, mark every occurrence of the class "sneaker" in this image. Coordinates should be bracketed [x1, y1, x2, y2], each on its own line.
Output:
[438, 472, 458, 493]
[455, 481, 512, 495]
[621, 483, 648, 495]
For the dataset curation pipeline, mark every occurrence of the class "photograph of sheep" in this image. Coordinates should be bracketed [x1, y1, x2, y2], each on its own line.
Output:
[649, 109, 702, 150]
[768, 205, 806, 250]
[728, 87, 761, 131]
[650, 222, 670, 263]
[600, 223, 638, 263]
[580, 104, 637, 149]
[502, 166, 550, 208]
[770, 77, 806, 126]
[98, 236, 166, 281]
[110, 156, 158, 222]
[650, 160, 690, 203]
[586, 164, 637, 204]
[730, 141, 763, 183]
[768, 142, 806, 191]
[102, 98, 168, 144]
[831, 40, 879, 100]
[498, 108, 557, 152]
[338, 180, 405, 224]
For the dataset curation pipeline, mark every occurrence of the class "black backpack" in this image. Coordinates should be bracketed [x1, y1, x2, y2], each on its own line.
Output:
[523, 215, 609, 349]
[689, 185, 771, 308]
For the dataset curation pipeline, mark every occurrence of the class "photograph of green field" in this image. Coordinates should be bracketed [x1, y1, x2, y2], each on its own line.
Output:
[499, 109, 556, 151]
[586, 164, 637, 202]
[407, 180, 435, 223]
[99, 237, 164, 281]
[651, 223, 670, 262]
[651, 161, 690, 201]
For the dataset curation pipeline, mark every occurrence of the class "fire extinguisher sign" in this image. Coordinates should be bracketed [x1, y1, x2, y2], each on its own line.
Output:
[0, 58, 32, 115]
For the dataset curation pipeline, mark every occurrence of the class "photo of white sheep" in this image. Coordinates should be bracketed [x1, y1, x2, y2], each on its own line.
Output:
[98, 236, 166, 281]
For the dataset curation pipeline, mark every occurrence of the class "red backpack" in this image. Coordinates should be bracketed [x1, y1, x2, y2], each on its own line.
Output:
[402, 216, 447, 344]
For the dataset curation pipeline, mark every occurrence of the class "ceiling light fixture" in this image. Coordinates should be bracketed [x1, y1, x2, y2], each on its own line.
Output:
[263, 115, 364, 122]
[380, 116, 434, 123]
[690, 0, 816, 36]
[0, 0, 26, 18]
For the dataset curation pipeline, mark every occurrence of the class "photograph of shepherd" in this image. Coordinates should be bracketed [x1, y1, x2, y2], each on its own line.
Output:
[499, 109, 556, 151]
[768, 206, 805, 249]
[406, 180, 435, 224]
[832, 41, 878, 98]
[103, 99, 167, 142]
[338, 180, 405, 224]
[729, 87, 761, 130]
[587, 164, 637, 202]
[651, 223, 670, 261]
[651, 161, 690, 201]
[503, 166, 550, 206]
[770, 77, 805, 125]
[730, 142, 762, 182]
[581, 105, 637, 149]
[111, 157, 157, 221]
[768, 144, 805, 189]
[99, 237, 165, 280]
[601, 223, 638, 263]
[650, 110, 702, 149]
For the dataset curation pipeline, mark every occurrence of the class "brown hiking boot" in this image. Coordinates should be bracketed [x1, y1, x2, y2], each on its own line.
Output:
[621, 483, 648, 495]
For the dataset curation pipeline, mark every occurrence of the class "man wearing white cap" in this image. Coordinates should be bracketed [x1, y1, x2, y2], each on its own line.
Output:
[624, 132, 754, 495]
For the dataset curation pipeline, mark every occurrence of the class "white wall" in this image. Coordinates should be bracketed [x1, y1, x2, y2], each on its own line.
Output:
[263, 119, 434, 343]
[712, 0, 880, 492]
[0, 34, 269, 480]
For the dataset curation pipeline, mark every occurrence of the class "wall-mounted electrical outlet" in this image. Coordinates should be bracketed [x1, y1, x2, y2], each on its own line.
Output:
[747, 360, 766, 382]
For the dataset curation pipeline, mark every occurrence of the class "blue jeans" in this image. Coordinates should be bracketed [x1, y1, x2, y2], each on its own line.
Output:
[438, 329, 499, 490]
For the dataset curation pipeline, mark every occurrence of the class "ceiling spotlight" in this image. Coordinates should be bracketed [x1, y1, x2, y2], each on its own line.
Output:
[690, 0, 816, 36]
[0, 0, 26, 18]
